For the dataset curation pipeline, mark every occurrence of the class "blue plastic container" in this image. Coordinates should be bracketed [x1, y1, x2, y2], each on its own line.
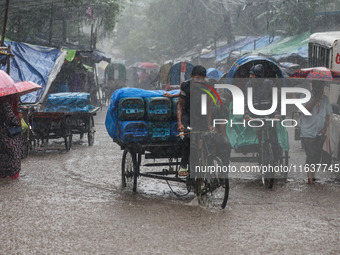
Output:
[170, 122, 179, 141]
[146, 97, 171, 121]
[118, 121, 148, 143]
[148, 122, 170, 142]
[172, 97, 178, 119]
[118, 97, 145, 120]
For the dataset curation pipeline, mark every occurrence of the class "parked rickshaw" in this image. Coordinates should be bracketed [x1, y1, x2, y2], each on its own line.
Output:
[102, 62, 127, 104]
[20, 93, 99, 153]
[223, 54, 290, 188]
[164, 61, 194, 90]
[158, 61, 173, 89]
[20, 65, 100, 153]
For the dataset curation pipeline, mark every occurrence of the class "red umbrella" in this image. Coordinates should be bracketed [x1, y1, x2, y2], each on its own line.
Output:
[0, 70, 43, 97]
[14, 81, 43, 95]
[139, 62, 159, 69]
[289, 67, 340, 82]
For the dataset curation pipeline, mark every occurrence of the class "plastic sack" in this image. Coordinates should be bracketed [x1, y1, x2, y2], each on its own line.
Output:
[21, 118, 28, 132]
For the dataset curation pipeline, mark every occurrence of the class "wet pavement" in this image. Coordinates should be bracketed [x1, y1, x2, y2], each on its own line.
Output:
[1, 106, 340, 254]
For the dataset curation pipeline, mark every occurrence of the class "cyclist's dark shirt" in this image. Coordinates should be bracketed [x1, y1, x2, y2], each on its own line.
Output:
[179, 80, 208, 130]
[179, 80, 191, 119]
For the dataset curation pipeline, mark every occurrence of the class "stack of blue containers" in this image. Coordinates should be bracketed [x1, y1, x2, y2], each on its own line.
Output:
[118, 97, 148, 143]
[117, 95, 179, 144]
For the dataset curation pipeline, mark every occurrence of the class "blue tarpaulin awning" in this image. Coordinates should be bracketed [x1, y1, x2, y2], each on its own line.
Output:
[0, 41, 64, 103]
[200, 35, 281, 63]
[200, 36, 259, 59]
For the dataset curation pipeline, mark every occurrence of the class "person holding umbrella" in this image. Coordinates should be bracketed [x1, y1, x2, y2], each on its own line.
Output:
[0, 70, 42, 179]
[289, 67, 339, 184]
[300, 80, 332, 184]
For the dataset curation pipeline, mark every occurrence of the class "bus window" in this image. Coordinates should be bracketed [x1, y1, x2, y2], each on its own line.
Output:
[309, 43, 332, 68]
[326, 49, 330, 68]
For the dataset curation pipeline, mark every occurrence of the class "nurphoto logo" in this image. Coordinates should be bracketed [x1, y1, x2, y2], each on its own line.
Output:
[200, 83, 312, 128]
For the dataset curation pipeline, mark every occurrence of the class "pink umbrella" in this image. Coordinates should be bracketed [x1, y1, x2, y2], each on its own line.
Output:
[139, 62, 159, 69]
[289, 67, 340, 82]
[0, 70, 43, 97]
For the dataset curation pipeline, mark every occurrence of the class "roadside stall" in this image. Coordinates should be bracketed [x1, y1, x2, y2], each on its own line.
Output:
[32, 48, 111, 151]
[1, 41, 103, 152]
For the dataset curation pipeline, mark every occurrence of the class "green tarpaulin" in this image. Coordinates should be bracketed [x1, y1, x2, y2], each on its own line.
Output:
[252, 32, 310, 59]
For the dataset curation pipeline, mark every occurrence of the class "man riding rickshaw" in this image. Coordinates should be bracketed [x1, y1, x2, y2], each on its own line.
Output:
[222, 54, 290, 187]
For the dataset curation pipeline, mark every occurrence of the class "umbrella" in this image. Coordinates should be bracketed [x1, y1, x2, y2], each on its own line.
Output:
[289, 67, 340, 82]
[0, 70, 43, 97]
[14, 81, 43, 95]
[139, 62, 158, 69]
[206, 68, 223, 80]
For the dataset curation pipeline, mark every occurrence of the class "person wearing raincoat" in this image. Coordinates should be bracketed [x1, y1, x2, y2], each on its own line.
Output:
[0, 94, 23, 179]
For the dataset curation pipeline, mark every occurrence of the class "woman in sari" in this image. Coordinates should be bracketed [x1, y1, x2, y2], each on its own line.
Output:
[0, 95, 23, 179]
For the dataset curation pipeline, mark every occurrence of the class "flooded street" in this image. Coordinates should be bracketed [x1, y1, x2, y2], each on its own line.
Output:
[1, 107, 340, 255]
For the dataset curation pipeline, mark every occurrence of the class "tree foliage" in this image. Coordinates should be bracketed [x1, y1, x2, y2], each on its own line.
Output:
[113, 0, 340, 64]
[0, 0, 120, 48]
[114, 0, 232, 62]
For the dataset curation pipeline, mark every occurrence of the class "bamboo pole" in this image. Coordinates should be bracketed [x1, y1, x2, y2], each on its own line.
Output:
[1, 0, 10, 46]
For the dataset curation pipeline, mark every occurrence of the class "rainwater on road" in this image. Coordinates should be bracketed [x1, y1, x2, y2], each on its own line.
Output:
[1, 107, 340, 255]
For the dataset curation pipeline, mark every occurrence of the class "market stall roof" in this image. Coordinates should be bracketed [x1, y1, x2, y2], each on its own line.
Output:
[200, 35, 281, 63]
[200, 36, 259, 59]
[252, 32, 310, 60]
[64, 49, 111, 64]
[0, 40, 66, 104]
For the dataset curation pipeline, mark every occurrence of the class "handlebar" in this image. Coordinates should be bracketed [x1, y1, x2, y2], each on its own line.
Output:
[177, 127, 216, 139]
[244, 115, 282, 121]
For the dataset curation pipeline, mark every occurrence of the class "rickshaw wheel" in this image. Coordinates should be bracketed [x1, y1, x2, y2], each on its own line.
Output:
[280, 151, 289, 180]
[22, 142, 29, 159]
[65, 134, 72, 151]
[88, 117, 95, 146]
[207, 156, 230, 209]
[261, 143, 274, 189]
[122, 149, 138, 192]
[221, 177, 229, 209]
[21, 132, 30, 159]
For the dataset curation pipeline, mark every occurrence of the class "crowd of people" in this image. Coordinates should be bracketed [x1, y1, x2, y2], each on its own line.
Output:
[135, 69, 159, 89]
[170, 64, 332, 184]
[0, 63, 334, 185]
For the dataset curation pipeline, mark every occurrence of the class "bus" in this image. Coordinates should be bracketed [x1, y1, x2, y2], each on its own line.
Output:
[308, 31, 340, 161]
